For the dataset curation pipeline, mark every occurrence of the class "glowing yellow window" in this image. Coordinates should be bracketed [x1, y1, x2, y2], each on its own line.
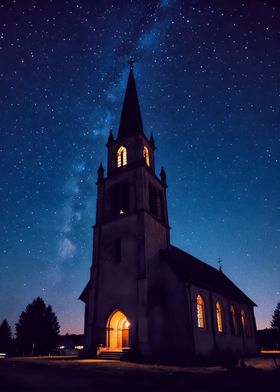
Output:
[216, 301, 223, 332]
[197, 295, 206, 329]
[230, 305, 238, 335]
[143, 146, 150, 167]
[241, 307, 246, 333]
[117, 146, 127, 168]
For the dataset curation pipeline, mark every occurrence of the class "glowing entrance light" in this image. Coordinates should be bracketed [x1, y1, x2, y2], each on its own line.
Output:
[106, 310, 130, 349]
[119, 209, 124, 215]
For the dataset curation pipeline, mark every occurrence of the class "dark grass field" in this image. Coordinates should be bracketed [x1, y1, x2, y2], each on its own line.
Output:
[0, 354, 279, 392]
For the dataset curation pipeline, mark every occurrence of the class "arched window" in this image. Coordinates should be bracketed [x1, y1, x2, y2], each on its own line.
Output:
[216, 301, 223, 333]
[117, 146, 127, 168]
[143, 146, 150, 167]
[241, 307, 247, 335]
[230, 305, 238, 335]
[197, 295, 206, 329]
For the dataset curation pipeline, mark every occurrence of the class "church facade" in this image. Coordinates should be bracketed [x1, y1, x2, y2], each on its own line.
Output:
[80, 65, 258, 362]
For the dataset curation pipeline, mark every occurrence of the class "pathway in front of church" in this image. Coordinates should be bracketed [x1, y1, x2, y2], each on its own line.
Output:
[0, 355, 279, 392]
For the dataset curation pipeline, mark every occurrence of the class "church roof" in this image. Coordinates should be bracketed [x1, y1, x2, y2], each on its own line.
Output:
[117, 67, 144, 139]
[80, 246, 256, 306]
[79, 281, 90, 302]
[161, 245, 256, 306]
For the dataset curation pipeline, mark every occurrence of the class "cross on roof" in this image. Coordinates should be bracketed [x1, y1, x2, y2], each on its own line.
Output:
[218, 258, 223, 272]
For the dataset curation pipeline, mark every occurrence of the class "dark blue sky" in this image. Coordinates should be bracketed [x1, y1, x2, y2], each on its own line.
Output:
[0, 0, 279, 334]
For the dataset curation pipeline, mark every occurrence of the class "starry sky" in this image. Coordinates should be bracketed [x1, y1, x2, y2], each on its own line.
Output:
[0, 0, 279, 335]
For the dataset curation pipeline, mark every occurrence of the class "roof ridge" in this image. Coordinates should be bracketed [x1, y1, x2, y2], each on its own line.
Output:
[170, 245, 220, 273]
[166, 245, 256, 306]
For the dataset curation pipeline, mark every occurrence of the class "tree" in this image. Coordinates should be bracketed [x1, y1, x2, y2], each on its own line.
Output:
[271, 302, 280, 330]
[16, 297, 60, 355]
[270, 302, 280, 349]
[0, 319, 12, 353]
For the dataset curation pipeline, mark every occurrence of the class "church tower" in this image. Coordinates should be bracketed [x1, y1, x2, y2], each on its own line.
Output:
[81, 63, 170, 357]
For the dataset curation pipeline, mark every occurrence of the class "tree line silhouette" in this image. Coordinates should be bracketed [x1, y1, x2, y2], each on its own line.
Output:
[257, 302, 280, 350]
[1, 299, 280, 356]
[0, 297, 59, 356]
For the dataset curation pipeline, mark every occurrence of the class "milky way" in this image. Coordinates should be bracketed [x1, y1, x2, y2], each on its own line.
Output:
[0, 0, 279, 334]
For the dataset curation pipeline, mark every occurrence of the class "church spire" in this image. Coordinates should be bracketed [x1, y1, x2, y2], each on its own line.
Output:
[117, 62, 144, 139]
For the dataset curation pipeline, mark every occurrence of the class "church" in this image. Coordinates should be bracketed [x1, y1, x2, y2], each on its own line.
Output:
[80, 64, 258, 362]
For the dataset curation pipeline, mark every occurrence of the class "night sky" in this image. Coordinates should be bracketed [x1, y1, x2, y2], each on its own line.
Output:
[0, 0, 279, 335]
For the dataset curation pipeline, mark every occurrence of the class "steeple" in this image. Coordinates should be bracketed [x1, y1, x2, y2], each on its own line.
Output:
[149, 132, 156, 150]
[106, 128, 114, 146]
[117, 63, 144, 139]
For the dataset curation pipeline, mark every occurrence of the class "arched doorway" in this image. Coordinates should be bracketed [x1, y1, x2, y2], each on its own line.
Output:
[106, 310, 130, 350]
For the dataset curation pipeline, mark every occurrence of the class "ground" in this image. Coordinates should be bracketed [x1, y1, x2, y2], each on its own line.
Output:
[0, 354, 279, 392]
